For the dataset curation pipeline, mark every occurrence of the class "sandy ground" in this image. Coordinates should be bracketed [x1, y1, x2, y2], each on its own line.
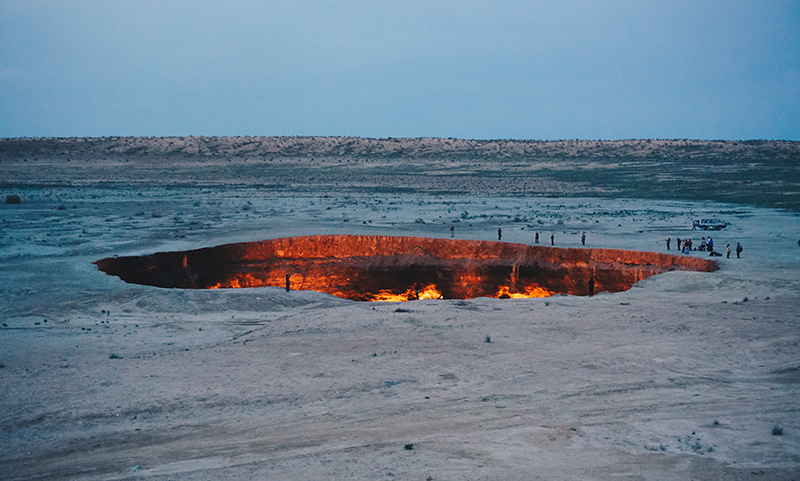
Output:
[2, 178, 800, 479]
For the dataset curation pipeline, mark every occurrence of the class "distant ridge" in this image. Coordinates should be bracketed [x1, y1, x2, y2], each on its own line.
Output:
[1, 136, 799, 161]
[2, 137, 799, 211]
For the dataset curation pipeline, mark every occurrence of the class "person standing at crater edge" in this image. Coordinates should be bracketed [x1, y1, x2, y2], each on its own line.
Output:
[551, 233, 555, 246]
[666, 237, 671, 250]
[498, 227, 502, 241]
[736, 242, 743, 258]
[581, 232, 586, 245]
[535, 232, 539, 244]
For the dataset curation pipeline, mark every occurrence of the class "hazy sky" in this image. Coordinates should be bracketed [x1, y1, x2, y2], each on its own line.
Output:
[2, 1, 799, 140]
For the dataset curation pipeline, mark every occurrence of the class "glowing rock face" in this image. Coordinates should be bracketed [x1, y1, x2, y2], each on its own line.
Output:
[94, 235, 717, 301]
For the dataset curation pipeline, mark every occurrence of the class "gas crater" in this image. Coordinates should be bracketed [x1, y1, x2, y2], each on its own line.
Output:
[94, 235, 718, 301]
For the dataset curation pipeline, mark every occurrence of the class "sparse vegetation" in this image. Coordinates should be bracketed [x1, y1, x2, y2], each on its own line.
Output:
[109, 353, 122, 359]
[404, 443, 414, 450]
[485, 335, 491, 343]
[773, 425, 783, 435]
[3, 137, 799, 211]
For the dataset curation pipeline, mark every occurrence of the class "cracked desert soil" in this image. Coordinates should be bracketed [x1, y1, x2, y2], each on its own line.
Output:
[1, 138, 799, 480]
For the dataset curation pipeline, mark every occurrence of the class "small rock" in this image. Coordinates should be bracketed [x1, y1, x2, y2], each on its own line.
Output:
[5, 195, 21, 204]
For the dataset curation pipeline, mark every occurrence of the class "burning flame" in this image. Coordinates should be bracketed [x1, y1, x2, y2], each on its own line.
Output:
[494, 285, 551, 299]
[367, 284, 443, 302]
[206, 274, 549, 302]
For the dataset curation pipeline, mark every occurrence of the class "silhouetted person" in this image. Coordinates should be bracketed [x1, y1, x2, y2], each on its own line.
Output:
[551, 233, 555, 246]
[535, 232, 539, 244]
[450, 225, 454, 237]
[581, 232, 586, 245]
[676, 238, 681, 252]
[736, 242, 742, 258]
[666, 237, 671, 250]
[726, 244, 731, 258]
[588, 276, 595, 297]
[498, 227, 502, 241]
[285, 273, 291, 292]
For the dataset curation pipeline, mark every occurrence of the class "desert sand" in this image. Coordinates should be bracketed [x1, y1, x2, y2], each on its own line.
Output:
[1, 137, 799, 480]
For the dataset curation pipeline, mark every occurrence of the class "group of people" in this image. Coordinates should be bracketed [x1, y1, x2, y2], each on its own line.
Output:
[666, 236, 742, 258]
[469, 226, 750, 260]
[699, 236, 714, 251]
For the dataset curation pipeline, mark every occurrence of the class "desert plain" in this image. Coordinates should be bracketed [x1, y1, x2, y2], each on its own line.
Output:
[1, 137, 799, 480]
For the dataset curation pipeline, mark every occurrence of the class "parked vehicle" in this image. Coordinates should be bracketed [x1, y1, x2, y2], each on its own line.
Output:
[693, 219, 728, 230]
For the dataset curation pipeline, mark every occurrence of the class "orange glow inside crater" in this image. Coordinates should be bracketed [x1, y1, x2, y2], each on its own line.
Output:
[94, 235, 717, 302]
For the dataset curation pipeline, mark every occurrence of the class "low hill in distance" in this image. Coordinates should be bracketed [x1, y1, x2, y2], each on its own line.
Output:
[2, 137, 799, 211]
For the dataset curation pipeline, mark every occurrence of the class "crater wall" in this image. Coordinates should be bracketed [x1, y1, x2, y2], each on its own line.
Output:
[94, 235, 718, 301]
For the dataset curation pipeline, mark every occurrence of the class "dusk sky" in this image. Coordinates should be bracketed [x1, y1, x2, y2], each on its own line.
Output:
[2, 1, 799, 140]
